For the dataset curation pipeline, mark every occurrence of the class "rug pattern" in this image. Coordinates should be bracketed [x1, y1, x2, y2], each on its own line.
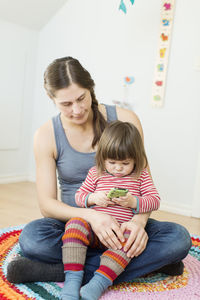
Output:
[0, 225, 200, 300]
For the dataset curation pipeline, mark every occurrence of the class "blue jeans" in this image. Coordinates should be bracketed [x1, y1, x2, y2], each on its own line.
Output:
[19, 218, 191, 284]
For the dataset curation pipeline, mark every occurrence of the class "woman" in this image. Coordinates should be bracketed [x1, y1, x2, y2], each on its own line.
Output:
[7, 57, 191, 284]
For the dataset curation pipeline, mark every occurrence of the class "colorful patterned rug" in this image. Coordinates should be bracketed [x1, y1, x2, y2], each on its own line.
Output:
[0, 225, 200, 300]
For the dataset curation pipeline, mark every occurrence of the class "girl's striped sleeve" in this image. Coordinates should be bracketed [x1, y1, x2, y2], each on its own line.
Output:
[137, 170, 161, 213]
[75, 167, 97, 207]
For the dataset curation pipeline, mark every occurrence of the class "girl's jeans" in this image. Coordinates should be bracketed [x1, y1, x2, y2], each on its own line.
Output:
[19, 218, 191, 284]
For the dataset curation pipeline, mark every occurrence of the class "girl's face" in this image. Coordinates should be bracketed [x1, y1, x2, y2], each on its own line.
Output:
[53, 83, 92, 125]
[105, 158, 134, 177]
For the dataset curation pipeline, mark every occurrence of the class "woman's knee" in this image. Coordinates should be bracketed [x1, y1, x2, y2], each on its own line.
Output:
[163, 222, 192, 262]
[19, 218, 65, 262]
[19, 219, 41, 256]
[147, 219, 192, 260]
[172, 223, 192, 256]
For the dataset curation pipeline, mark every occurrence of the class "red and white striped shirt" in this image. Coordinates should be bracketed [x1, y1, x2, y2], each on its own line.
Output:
[75, 166, 160, 224]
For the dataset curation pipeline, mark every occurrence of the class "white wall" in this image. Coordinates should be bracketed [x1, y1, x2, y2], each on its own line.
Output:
[193, 151, 200, 218]
[7, 0, 200, 216]
[0, 19, 38, 182]
[144, 0, 200, 215]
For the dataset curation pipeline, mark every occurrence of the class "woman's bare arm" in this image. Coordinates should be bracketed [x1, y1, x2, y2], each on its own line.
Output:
[34, 121, 68, 220]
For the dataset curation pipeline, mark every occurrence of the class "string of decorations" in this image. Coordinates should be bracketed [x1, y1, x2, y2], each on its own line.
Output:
[119, 0, 135, 14]
[151, 0, 175, 107]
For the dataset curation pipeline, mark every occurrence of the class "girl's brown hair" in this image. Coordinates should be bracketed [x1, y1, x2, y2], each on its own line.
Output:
[96, 121, 148, 177]
[44, 56, 106, 147]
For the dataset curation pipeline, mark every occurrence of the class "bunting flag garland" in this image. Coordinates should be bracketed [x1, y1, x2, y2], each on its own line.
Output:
[119, 0, 135, 14]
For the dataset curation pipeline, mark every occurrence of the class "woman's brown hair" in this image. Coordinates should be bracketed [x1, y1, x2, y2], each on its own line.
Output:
[44, 56, 106, 147]
[96, 121, 148, 177]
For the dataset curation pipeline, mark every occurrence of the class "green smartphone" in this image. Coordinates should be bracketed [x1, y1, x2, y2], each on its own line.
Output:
[107, 187, 129, 199]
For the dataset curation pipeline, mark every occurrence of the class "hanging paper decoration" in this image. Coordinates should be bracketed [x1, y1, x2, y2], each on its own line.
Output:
[124, 76, 135, 84]
[151, 0, 175, 107]
[113, 76, 135, 110]
[119, 0, 135, 14]
[123, 76, 135, 108]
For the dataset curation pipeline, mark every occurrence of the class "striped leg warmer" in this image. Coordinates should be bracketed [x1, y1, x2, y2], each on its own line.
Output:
[61, 217, 93, 299]
[96, 230, 131, 281]
[80, 230, 131, 300]
[62, 217, 92, 271]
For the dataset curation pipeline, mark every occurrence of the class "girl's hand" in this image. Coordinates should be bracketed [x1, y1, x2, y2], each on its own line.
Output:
[88, 191, 113, 207]
[120, 219, 148, 258]
[89, 211, 125, 249]
[111, 192, 137, 209]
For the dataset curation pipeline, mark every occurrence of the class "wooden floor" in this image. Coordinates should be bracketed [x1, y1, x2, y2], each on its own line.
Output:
[0, 182, 200, 235]
[0, 182, 42, 228]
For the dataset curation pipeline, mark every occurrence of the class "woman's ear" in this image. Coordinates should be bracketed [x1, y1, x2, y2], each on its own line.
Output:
[46, 91, 54, 101]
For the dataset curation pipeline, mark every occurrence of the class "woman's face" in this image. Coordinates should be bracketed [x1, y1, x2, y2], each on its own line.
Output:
[53, 83, 92, 125]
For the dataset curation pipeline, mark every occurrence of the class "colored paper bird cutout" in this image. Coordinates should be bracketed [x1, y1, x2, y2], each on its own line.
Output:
[164, 3, 171, 10]
[157, 64, 164, 72]
[161, 33, 168, 41]
[154, 95, 161, 101]
[162, 19, 170, 26]
[155, 80, 163, 86]
[160, 48, 166, 58]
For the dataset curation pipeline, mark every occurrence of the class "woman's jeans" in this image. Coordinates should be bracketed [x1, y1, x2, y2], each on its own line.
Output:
[19, 218, 191, 284]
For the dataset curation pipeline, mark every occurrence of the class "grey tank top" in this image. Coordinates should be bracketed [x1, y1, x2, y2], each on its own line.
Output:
[52, 104, 118, 207]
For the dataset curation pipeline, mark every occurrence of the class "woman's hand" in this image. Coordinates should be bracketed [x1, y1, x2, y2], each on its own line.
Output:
[111, 192, 137, 209]
[88, 211, 125, 250]
[88, 191, 113, 207]
[120, 219, 148, 258]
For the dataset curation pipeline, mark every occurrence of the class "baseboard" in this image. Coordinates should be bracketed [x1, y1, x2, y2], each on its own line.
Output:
[160, 201, 192, 217]
[0, 174, 30, 184]
[27, 174, 36, 182]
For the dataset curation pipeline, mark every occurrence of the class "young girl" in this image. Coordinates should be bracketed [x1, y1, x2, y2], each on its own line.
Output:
[61, 120, 161, 300]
